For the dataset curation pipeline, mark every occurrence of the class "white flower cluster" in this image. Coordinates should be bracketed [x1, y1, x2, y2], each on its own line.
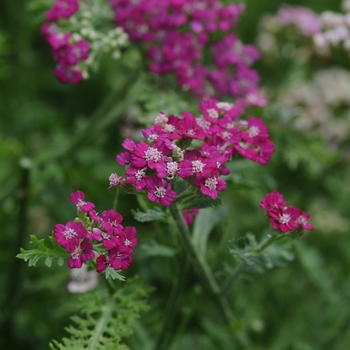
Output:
[314, 1, 350, 50]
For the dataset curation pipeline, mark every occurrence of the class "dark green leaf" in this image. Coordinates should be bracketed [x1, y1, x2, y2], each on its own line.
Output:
[178, 195, 223, 210]
[17, 235, 69, 267]
[131, 207, 170, 223]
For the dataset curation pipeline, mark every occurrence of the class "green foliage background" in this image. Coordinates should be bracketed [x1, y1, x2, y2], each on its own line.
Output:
[1, 0, 350, 349]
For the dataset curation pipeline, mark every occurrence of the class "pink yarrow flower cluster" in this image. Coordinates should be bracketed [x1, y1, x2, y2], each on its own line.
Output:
[108, 0, 266, 109]
[41, 0, 90, 84]
[260, 190, 313, 233]
[110, 99, 274, 207]
[53, 190, 137, 272]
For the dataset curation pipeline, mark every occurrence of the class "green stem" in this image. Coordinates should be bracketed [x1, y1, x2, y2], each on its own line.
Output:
[113, 188, 119, 212]
[257, 233, 286, 252]
[168, 203, 234, 325]
[219, 263, 248, 297]
[154, 257, 190, 350]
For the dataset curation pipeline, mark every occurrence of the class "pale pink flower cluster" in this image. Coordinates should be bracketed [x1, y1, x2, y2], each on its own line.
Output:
[273, 2, 350, 54]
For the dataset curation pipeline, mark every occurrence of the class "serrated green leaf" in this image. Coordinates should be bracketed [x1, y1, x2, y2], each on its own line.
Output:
[228, 233, 295, 272]
[178, 195, 223, 210]
[131, 207, 170, 223]
[104, 267, 126, 281]
[141, 240, 177, 257]
[17, 235, 70, 267]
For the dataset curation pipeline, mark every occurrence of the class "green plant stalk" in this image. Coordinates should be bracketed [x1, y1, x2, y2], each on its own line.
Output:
[88, 295, 115, 350]
[154, 257, 190, 350]
[168, 203, 234, 325]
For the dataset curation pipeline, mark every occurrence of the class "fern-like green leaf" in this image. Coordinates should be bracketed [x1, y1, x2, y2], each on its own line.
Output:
[178, 195, 223, 210]
[17, 235, 69, 267]
[50, 277, 152, 350]
[104, 267, 126, 281]
[131, 207, 171, 223]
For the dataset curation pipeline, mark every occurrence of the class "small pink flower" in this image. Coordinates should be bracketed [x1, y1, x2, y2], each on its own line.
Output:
[182, 209, 200, 226]
[146, 176, 177, 206]
[68, 239, 95, 269]
[269, 206, 300, 233]
[109, 246, 132, 270]
[96, 254, 110, 273]
[70, 190, 95, 212]
[194, 175, 226, 199]
[121, 226, 138, 253]
[54, 63, 83, 84]
[101, 209, 124, 235]
[53, 221, 87, 252]
[260, 190, 288, 211]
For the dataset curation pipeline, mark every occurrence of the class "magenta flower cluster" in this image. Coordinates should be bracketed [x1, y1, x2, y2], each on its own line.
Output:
[41, 0, 90, 84]
[260, 190, 313, 233]
[110, 99, 275, 207]
[108, 0, 266, 109]
[53, 190, 137, 272]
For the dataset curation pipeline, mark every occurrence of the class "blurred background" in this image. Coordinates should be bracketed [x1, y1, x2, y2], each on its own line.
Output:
[1, 0, 350, 349]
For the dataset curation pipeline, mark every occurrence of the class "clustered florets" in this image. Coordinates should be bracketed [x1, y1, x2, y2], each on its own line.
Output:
[260, 190, 313, 233]
[110, 99, 275, 207]
[41, 0, 89, 84]
[53, 190, 137, 271]
[108, 0, 266, 109]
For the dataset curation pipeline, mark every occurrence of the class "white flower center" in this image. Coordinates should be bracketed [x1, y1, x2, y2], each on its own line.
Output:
[166, 162, 179, 179]
[101, 232, 110, 240]
[145, 147, 162, 162]
[192, 160, 205, 173]
[109, 173, 122, 186]
[207, 108, 219, 119]
[77, 199, 86, 209]
[164, 124, 176, 133]
[279, 213, 291, 225]
[155, 112, 168, 124]
[135, 169, 145, 181]
[154, 186, 166, 198]
[248, 126, 260, 138]
[148, 134, 158, 142]
[239, 141, 249, 150]
[216, 102, 233, 110]
[298, 215, 307, 225]
[222, 131, 232, 139]
[196, 117, 211, 130]
[187, 129, 195, 135]
[124, 239, 132, 246]
[204, 177, 218, 190]
[71, 246, 81, 260]
[63, 228, 76, 239]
